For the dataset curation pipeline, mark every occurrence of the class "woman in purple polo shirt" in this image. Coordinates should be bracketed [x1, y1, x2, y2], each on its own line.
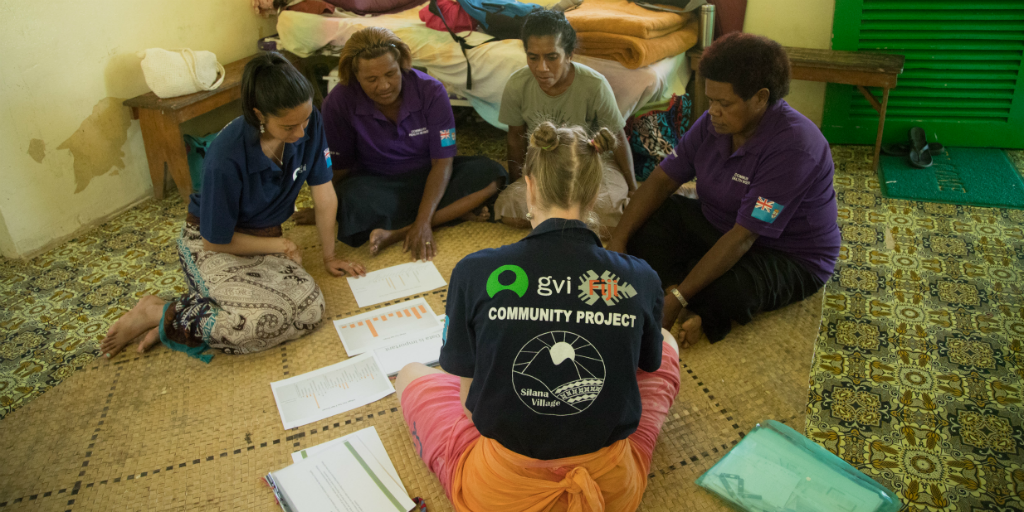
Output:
[313, 27, 508, 261]
[608, 33, 840, 347]
[99, 53, 366, 361]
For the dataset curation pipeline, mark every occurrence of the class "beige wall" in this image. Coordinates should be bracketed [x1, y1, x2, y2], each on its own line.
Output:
[743, 0, 836, 124]
[0, 1, 276, 259]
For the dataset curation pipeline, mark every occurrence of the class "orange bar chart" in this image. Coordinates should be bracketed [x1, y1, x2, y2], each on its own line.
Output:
[333, 298, 441, 356]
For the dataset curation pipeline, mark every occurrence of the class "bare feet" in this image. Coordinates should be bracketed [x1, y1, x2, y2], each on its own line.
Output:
[100, 295, 166, 359]
[291, 208, 316, 226]
[680, 315, 703, 349]
[368, 228, 405, 256]
[460, 206, 490, 223]
[138, 327, 161, 354]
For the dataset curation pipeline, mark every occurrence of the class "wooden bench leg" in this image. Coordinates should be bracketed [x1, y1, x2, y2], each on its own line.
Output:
[872, 88, 890, 172]
[138, 109, 193, 201]
[691, 72, 708, 126]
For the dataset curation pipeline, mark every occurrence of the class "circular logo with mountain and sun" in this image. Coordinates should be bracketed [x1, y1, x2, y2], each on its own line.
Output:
[512, 330, 606, 416]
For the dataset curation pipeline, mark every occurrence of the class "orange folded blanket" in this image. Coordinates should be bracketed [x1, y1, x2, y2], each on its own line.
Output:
[565, 0, 691, 39]
[576, 16, 698, 69]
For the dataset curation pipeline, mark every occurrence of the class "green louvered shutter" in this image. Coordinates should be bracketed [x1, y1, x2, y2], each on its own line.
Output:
[821, 0, 1024, 148]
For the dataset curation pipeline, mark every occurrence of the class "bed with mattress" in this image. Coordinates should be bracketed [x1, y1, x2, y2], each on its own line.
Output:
[274, 0, 697, 129]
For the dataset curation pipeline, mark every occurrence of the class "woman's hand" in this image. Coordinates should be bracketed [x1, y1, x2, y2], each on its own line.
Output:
[403, 222, 436, 261]
[281, 238, 302, 266]
[324, 256, 367, 277]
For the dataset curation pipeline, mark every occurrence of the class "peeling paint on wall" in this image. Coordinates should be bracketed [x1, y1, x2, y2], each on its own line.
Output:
[56, 97, 131, 193]
[27, 139, 46, 163]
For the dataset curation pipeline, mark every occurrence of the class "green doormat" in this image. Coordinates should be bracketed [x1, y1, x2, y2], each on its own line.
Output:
[878, 147, 1024, 208]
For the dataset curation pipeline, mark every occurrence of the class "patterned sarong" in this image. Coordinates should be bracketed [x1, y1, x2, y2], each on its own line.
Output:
[159, 220, 325, 361]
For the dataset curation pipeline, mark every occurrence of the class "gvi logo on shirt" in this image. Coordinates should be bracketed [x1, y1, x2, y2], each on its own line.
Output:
[487, 265, 529, 298]
[292, 164, 307, 182]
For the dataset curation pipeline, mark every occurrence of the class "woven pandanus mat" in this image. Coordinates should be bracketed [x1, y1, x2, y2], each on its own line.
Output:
[0, 219, 822, 511]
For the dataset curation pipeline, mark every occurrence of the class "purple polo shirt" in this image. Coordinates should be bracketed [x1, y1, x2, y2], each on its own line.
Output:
[321, 68, 457, 176]
[659, 100, 840, 283]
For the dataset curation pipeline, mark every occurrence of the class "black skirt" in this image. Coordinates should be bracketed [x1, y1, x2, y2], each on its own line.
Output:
[335, 155, 508, 247]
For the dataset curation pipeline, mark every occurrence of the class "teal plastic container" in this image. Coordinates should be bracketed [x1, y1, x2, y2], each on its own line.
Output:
[696, 420, 901, 512]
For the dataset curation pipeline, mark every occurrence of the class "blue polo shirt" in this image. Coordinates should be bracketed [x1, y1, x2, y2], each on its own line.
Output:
[659, 100, 840, 283]
[321, 68, 458, 177]
[440, 219, 664, 460]
[187, 111, 333, 244]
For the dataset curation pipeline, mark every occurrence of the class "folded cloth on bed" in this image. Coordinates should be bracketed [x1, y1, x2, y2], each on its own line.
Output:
[565, 0, 690, 39]
[577, 16, 698, 69]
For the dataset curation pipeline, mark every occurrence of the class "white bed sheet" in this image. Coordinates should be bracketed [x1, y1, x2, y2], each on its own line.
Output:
[277, 6, 690, 128]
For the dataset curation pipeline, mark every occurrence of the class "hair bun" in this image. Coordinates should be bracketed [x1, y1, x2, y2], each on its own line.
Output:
[529, 122, 560, 151]
[591, 127, 616, 153]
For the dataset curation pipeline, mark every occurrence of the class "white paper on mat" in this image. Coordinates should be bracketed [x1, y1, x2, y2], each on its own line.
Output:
[333, 298, 441, 357]
[270, 352, 394, 430]
[270, 435, 414, 512]
[290, 426, 407, 494]
[374, 323, 444, 376]
[347, 260, 447, 307]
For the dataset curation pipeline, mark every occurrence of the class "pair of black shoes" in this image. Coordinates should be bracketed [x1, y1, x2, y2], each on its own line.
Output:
[882, 127, 944, 168]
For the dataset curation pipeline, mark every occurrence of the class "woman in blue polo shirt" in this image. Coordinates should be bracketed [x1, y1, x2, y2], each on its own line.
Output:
[393, 123, 680, 510]
[99, 52, 365, 361]
[304, 27, 507, 261]
[608, 33, 840, 348]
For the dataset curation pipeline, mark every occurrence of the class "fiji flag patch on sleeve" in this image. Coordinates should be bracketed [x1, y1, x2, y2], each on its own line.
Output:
[751, 196, 785, 223]
[324, 148, 332, 167]
[440, 128, 456, 148]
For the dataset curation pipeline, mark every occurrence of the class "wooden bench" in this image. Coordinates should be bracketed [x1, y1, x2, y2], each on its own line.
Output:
[686, 47, 905, 171]
[124, 55, 257, 200]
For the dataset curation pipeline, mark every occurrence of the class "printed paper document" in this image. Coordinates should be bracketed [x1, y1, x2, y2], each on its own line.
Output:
[290, 426, 406, 495]
[333, 298, 440, 357]
[270, 353, 394, 430]
[267, 431, 414, 512]
[347, 261, 447, 307]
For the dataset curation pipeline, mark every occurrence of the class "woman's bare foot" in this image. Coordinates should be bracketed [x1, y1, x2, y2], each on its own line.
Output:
[680, 315, 703, 349]
[368, 228, 405, 256]
[100, 295, 166, 359]
[291, 208, 316, 226]
[460, 206, 490, 223]
[137, 327, 161, 354]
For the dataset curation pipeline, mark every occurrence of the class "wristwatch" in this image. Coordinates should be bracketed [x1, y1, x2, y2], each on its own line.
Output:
[671, 288, 688, 308]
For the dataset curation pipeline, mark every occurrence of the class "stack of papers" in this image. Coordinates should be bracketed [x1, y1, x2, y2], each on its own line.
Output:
[267, 427, 414, 512]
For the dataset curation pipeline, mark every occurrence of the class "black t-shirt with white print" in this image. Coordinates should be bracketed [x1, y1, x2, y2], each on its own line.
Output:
[439, 218, 664, 460]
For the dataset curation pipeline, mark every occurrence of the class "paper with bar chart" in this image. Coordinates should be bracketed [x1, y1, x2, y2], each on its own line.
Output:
[333, 298, 441, 357]
[347, 260, 447, 307]
[270, 352, 394, 430]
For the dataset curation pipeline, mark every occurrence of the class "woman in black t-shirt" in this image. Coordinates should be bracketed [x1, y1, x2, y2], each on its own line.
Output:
[395, 122, 681, 511]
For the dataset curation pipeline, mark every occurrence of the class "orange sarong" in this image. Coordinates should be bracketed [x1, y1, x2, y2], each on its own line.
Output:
[449, 436, 649, 512]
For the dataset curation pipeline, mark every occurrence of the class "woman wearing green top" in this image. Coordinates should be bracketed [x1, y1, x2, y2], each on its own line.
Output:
[495, 10, 636, 234]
